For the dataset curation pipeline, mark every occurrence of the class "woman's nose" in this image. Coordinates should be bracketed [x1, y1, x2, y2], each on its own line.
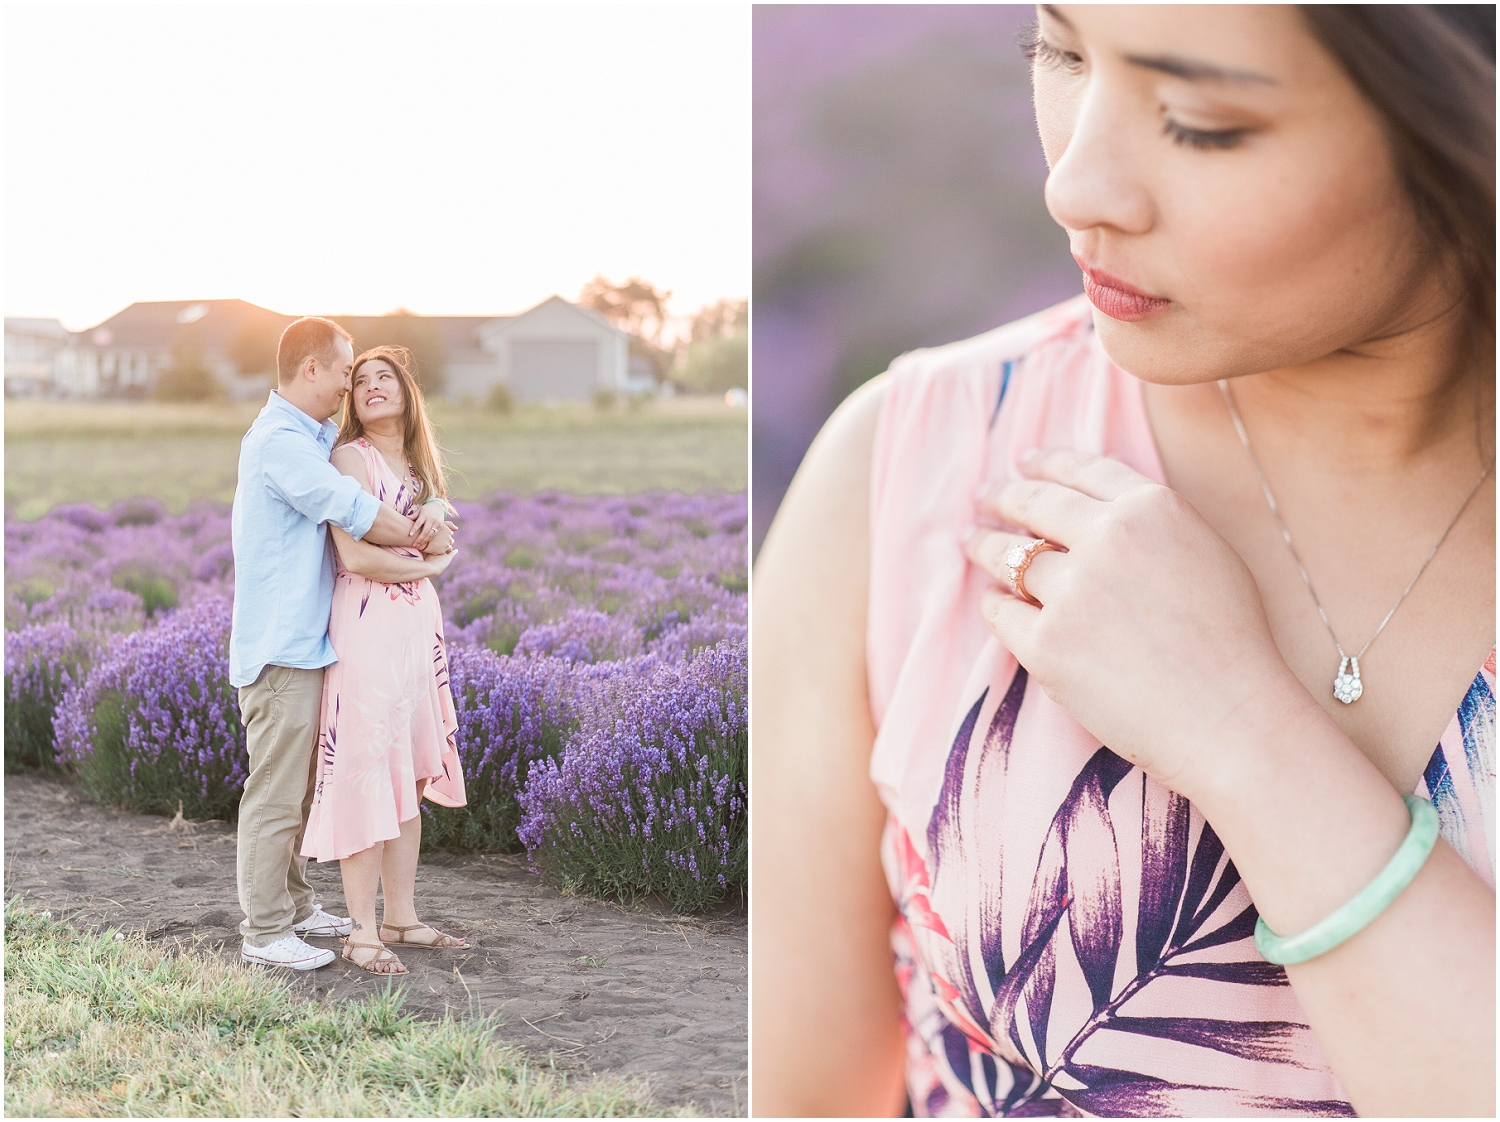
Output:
[1042, 82, 1156, 237]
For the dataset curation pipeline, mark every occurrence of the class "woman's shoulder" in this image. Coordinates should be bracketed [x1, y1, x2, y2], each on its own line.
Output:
[332, 438, 375, 461]
[871, 295, 1156, 481]
[787, 299, 1101, 510]
[330, 440, 376, 481]
[885, 294, 1096, 390]
[870, 296, 1113, 476]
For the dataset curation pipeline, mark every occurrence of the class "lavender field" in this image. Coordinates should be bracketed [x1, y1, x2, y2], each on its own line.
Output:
[5, 491, 747, 913]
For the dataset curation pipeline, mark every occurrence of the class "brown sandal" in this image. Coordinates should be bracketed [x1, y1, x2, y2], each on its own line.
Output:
[341, 938, 407, 974]
[379, 922, 466, 949]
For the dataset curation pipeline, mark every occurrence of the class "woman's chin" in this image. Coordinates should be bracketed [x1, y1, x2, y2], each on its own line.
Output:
[1093, 311, 1274, 387]
[1092, 312, 1196, 385]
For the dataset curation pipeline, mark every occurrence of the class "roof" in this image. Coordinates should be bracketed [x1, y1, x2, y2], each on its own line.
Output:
[68, 296, 626, 356]
[4, 318, 73, 340]
[479, 295, 630, 342]
[85, 299, 292, 351]
[432, 315, 511, 359]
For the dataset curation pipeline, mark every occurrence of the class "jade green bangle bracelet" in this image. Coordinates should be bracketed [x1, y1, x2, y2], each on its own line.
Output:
[1254, 795, 1439, 966]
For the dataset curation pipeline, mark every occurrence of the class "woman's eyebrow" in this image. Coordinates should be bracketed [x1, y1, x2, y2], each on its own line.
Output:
[1040, 5, 1276, 86]
[1124, 53, 1277, 85]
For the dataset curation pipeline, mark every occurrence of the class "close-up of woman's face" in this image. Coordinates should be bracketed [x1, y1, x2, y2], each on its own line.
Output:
[351, 359, 406, 425]
[1033, 4, 1450, 384]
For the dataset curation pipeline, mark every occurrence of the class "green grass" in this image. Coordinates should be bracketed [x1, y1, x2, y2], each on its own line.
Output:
[3, 899, 671, 1117]
[3, 399, 747, 520]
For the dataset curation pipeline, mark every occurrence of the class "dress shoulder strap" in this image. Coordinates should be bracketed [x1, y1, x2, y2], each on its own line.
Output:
[338, 438, 390, 501]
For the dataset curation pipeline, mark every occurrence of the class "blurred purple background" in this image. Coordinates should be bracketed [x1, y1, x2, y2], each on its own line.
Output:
[752, 4, 1082, 552]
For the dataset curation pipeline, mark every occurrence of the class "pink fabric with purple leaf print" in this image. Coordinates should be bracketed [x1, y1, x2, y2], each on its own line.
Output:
[301, 438, 466, 863]
[867, 296, 1495, 1117]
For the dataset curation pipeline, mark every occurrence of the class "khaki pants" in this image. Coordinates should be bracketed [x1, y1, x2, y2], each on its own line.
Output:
[236, 664, 324, 947]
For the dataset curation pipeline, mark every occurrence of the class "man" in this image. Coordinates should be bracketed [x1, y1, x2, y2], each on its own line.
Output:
[230, 316, 454, 970]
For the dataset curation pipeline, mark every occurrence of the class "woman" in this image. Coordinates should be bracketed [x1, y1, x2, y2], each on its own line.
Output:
[301, 344, 468, 975]
[753, 6, 1493, 1117]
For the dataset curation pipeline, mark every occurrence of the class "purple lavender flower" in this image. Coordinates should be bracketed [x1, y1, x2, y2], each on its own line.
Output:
[513, 608, 644, 664]
[4, 622, 99, 771]
[516, 638, 747, 911]
[420, 645, 585, 852]
[52, 596, 246, 818]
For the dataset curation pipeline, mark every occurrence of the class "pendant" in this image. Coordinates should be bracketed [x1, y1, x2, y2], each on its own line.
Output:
[1333, 656, 1363, 705]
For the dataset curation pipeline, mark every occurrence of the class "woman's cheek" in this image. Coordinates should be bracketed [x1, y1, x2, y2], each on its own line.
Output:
[1032, 69, 1078, 171]
[1173, 153, 1413, 354]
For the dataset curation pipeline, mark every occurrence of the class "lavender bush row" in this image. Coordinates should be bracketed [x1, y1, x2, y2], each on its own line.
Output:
[6, 498, 233, 631]
[419, 646, 584, 853]
[7, 491, 746, 651]
[52, 596, 247, 818]
[10, 490, 747, 911]
[6, 489, 745, 763]
[4, 622, 100, 772]
[517, 640, 747, 911]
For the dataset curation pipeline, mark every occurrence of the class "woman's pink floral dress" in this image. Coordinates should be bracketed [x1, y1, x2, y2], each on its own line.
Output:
[868, 296, 1495, 1116]
[301, 437, 466, 862]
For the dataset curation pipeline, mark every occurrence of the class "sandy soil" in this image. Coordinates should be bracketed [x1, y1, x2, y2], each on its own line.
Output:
[3, 772, 747, 1116]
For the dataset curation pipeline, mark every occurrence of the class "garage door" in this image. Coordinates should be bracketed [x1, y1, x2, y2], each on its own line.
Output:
[510, 339, 598, 401]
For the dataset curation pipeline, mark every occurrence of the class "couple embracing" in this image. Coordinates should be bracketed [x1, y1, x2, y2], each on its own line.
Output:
[229, 316, 468, 976]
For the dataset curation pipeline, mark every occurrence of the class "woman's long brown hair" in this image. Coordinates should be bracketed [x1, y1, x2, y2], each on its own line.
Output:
[337, 345, 449, 505]
[1300, 6, 1495, 354]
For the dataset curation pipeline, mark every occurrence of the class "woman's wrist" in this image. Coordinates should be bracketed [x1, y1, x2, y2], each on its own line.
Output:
[1167, 661, 1322, 808]
[1178, 670, 1412, 940]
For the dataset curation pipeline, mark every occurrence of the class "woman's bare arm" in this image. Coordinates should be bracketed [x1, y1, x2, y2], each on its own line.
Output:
[328, 444, 448, 582]
[751, 376, 907, 1118]
[330, 444, 453, 553]
[329, 524, 448, 584]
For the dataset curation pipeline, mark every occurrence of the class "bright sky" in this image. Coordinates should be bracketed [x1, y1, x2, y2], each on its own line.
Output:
[4, 3, 750, 331]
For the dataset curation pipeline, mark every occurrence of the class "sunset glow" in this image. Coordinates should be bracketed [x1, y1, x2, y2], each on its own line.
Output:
[5, 4, 750, 330]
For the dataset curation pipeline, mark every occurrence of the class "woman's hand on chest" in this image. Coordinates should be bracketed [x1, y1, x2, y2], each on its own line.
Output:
[967, 447, 1310, 800]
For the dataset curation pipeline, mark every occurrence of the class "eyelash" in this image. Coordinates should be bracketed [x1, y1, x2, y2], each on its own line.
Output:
[1162, 120, 1247, 150]
[1019, 24, 1084, 73]
[1021, 23, 1248, 152]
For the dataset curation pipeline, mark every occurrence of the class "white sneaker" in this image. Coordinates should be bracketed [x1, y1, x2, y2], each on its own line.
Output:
[293, 904, 354, 938]
[242, 934, 336, 970]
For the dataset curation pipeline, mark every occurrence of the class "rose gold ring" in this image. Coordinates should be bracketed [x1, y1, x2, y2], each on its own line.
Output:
[1004, 538, 1064, 606]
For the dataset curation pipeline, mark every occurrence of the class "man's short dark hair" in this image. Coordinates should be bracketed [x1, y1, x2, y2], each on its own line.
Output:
[277, 317, 354, 385]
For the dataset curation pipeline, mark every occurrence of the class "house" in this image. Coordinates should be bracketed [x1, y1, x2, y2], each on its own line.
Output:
[433, 315, 511, 402]
[5, 300, 293, 401]
[329, 297, 630, 403]
[3, 318, 72, 397]
[5, 295, 636, 404]
[90, 299, 292, 400]
[473, 296, 630, 403]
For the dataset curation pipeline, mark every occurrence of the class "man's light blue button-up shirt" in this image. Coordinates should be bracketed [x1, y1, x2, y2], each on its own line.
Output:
[229, 391, 382, 688]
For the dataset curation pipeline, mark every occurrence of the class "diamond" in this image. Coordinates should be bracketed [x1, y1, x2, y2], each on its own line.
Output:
[1332, 657, 1363, 704]
[1005, 545, 1028, 571]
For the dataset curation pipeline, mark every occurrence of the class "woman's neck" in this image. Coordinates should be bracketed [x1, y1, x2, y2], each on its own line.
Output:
[1142, 303, 1494, 794]
[361, 420, 407, 466]
[1227, 303, 1492, 480]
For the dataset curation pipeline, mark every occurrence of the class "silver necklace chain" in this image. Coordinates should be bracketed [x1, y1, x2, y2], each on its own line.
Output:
[1217, 379, 1492, 704]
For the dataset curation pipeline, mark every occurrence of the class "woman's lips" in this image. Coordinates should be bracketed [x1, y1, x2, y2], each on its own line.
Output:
[1076, 260, 1171, 322]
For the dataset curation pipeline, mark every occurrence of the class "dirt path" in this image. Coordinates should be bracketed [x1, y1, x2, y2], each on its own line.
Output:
[3, 772, 746, 1116]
